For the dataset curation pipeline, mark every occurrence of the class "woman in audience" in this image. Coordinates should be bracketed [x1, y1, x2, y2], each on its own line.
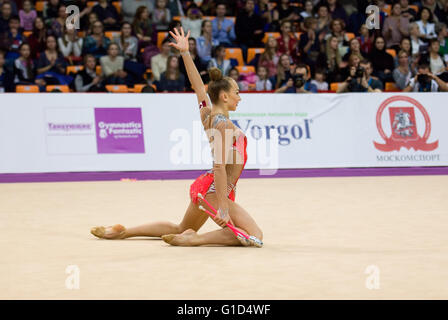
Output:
[258, 36, 280, 78]
[369, 36, 394, 83]
[415, 7, 437, 41]
[58, 25, 83, 64]
[100, 42, 127, 84]
[27, 17, 48, 60]
[273, 53, 293, 90]
[113, 22, 138, 61]
[409, 22, 425, 56]
[342, 38, 364, 62]
[393, 50, 413, 90]
[74, 54, 105, 92]
[132, 6, 154, 49]
[82, 21, 111, 59]
[255, 65, 272, 91]
[14, 43, 45, 87]
[196, 19, 219, 64]
[181, 7, 203, 40]
[153, 0, 171, 32]
[155, 55, 185, 92]
[208, 45, 232, 76]
[36, 35, 71, 85]
[357, 24, 374, 56]
[178, 37, 207, 91]
[325, 35, 344, 83]
[382, 2, 409, 52]
[50, 4, 67, 38]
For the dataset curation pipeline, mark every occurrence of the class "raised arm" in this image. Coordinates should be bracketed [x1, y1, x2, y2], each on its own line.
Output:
[169, 27, 209, 108]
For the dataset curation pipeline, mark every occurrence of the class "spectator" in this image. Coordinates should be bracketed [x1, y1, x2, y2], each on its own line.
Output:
[27, 17, 47, 60]
[326, 0, 348, 25]
[155, 55, 185, 92]
[258, 36, 280, 78]
[14, 43, 42, 86]
[357, 24, 374, 56]
[325, 35, 344, 83]
[212, 2, 236, 47]
[153, 0, 171, 32]
[74, 54, 105, 92]
[19, 0, 36, 32]
[72, 0, 93, 32]
[340, 53, 361, 80]
[272, 0, 300, 31]
[409, 22, 425, 56]
[208, 45, 232, 76]
[258, 0, 275, 32]
[403, 63, 448, 92]
[369, 36, 394, 84]
[36, 35, 71, 85]
[178, 37, 208, 91]
[58, 25, 83, 63]
[181, 7, 203, 40]
[416, 7, 437, 41]
[0, 16, 23, 61]
[122, 0, 154, 23]
[82, 21, 111, 59]
[299, 17, 322, 67]
[0, 50, 13, 91]
[273, 53, 294, 90]
[382, 2, 409, 52]
[132, 6, 154, 49]
[315, 4, 331, 37]
[228, 67, 248, 91]
[255, 65, 272, 91]
[150, 37, 171, 81]
[399, 0, 417, 22]
[100, 42, 127, 84]
[421, 39, 447, 76]
[278, 63, 317, 93]
[300, 0, 314, 20]
[92, 0, 120, 31]
[437, 23, 448, 61]
[49, 4, 67, 38]
[343, 38, 364, 62]
[44, 0, 60, 24]
[276, 20, 298, 61]
[393, 50, 413, 90]
[337, 59, 382, 92]
[422, 0, 444, 24]
[235, 0, 264, 59]
[196, 20, 218, 64]
[311, 68, 329, 91]
[0, 1, 12, 33]
[325, 19, 350, 55]
[397, 37, 412, 63]
[113, 22, 138, 61]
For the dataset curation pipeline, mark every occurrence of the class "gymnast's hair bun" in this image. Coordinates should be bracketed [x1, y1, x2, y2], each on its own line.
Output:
[209, 67, 223, 82]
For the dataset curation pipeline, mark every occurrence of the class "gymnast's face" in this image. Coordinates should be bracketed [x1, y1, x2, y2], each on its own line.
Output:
[226, 79, 241, 111]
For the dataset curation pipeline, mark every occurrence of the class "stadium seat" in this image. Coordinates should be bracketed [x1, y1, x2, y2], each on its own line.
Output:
[105, 31, 121, 40]
[262, 32, 281, 43]
[225, 48, 244, 66]
[112, 1, 121, 14]
[77, 31, 85, 38]
[106, 85, 128, 93]
[385, 82, 400, 92]
[236, 65, 255, 75]
[346, 32, 355, 41]
[16, 85, 39, 93]
[96, 65, 102, 75]
[46, 85, 70, 92]
[386, 49, 396, 58]
[35, 1, 45, 12]
[23, 31, 32, 38]
[66, 65, 84, 75]
[133, 84, 147, 93]
[87, 1, 97, 8]
[294, 32, 302, 40]
[173, 16, 181, 21]
[409, 5, 419, 13]
[157, 32, 169, 48]
[382, 5, 391, 15]
[247, 48, 265, 64]
[330, 82, 344, 92]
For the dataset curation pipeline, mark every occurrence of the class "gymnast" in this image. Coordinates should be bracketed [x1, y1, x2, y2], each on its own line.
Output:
[91, 27, 263, 247]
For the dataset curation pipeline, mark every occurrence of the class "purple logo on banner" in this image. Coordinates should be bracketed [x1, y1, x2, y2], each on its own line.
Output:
[94, 108, 145, 153]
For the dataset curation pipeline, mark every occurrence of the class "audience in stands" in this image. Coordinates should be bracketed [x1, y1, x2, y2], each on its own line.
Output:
[151, 37, 171, 81]
[0, 49, 13, 91]
[82, 20, 110, 59]
[74, 54, 105, 92]
[208, 44, 232, 76]
[255, 65, 272, 91]
[181, 6, 203, 40]
[403, 63, 448, 91]
[19, 0, 37, 32]
[154, 55, 185, 92]
[113, 22, 138, 61]
[92, 0, 120, 31]
[211, 2, 236, 47]
[196, 19, 218, 64]
[178, 36, 207, 91]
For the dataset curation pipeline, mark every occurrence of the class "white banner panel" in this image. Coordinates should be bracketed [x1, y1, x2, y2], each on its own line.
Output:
[0, 92, 446, 173]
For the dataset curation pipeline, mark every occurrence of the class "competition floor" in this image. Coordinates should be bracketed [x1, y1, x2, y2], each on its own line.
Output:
[1, 175, 447, 299]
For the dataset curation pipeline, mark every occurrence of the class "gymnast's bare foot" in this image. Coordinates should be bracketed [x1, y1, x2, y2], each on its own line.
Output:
[91, 224, 126, 239]
[162, 229, 198, 246]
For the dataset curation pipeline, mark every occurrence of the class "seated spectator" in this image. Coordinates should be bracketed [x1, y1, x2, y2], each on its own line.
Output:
[166, 0, 184, 17]
[73, 0, 93, 32]
[74, 54, 105, 92]
[36, 35, 71, 85]
[300, 0, 314, 21]
[58, 25, 83, 63]
[299, 17, 322, 68]
[403, 63, 448, 92]
[337, 59, 382, 93]
[155, 55, 185, 92]
[343, 38, 365, 62]
[276, 20, 298, 62]
[150, 37, 171, 81]
[325, 35, 344, 83]
[369, 36, 394, 84]
[100, 42, 127, 84]
[235, 0, 264, 59]
[409, 22, 426, 56]
[327, 0, 348, 26]
[44, 0, 60, 24]
[311, 68, 329, 91]
[0, 1, 13, 33]
[0, 16, 23, 61]
[82, 21, 111, 59]
[324, 19, 350, 56]
[315, 4, 331, 36]
[92, 0, 120, 31]
[396, 37, 412, 66]
[13, 43, 44, 87]
[153, 0, 171, 32]
[272, 53, 294, 90]
[421, 39, 448, 79]
[113, 22, 138, 61]
[0, 50, 13, 91]
[258, 36, 280, 78]
[357, 24, 374, 56]
[416, 7, 437, 41]
[132, 5, 154, 49]
[277, 63, 317, 93]
[382, 2, 409, 52]
[255, 65, 273, 91]
[393, 50, 413, 90]
[228, 67, 248, 91]
[436, 23, 448, 62]
[208, 45, 232, 76]
[122, 0, 153, 23]
[178, 37, 208, 92]
[19, 0, 36, 31]
[181, 7, 203, 40]
[212, 2, 236, 46]
[84, 12, 98, 34]
[27, 17, 47, 60]
[196, 20, 219, 64]
[272, 0, 300, 32]
[340, 53, 361, 81]
[258, 0, 275, 32]
[399, 0, 418, 22]
[49, 4, 67, 38]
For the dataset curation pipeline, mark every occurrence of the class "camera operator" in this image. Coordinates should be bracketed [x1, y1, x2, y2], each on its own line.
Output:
[403, 63, 448, 92]
[337, 59, 383, 93]
[275, 63, 317, 93]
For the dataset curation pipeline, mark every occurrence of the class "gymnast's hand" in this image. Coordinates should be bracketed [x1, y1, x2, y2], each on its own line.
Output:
[214, 207, 230, 228]
[168, 27, 190, 54]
